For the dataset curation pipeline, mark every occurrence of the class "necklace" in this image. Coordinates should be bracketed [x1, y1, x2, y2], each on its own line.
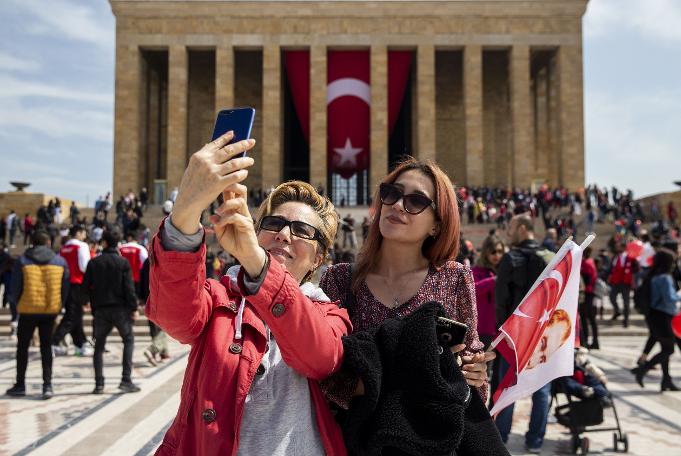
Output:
[380, 275, 404, 308]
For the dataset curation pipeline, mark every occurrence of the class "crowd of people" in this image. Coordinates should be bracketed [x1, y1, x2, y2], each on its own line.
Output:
[1, 151, 680, 454]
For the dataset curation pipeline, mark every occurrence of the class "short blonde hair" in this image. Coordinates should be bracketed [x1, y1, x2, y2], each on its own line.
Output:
[255, 181, 338, 256]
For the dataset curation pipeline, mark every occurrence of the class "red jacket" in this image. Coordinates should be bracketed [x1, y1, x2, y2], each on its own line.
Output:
[608, 254, 638, 287]
[146, 230, 351, 456]
[580, 258, 597, 294]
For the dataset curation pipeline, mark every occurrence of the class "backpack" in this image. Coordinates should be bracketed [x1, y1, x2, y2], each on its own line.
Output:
[633, 277, 651, 316]
[518, 247, 555, 286]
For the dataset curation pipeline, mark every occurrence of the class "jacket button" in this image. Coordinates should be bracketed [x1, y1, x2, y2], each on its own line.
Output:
[229, 343, 242, 354]
[256, 364, 266, 375]
[271, 303, 286, 317]
[202, 408, 216, 423]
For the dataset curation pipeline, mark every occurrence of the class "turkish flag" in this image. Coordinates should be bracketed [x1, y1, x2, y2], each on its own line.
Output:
[327, 51, 370, 179]
[490, 236, 593, 416]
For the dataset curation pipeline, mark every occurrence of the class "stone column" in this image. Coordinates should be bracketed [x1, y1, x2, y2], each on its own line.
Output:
[310, 46, 327, 190]
[113, 45, 141, 198]
[534, 65, 550, 182]
[370, 45, 388, 193]
[215, 46, 234, 114]
[558, 45, 585, 189]
[416, 45, 436, 160]
[510, 45, 533, 188]
[464, 45, 483, 186]
[167, 45, 188, 191]
[262, 45, 282, 190]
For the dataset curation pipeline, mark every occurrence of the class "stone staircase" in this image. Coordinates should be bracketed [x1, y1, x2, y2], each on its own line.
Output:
[0, 307, 154, 339]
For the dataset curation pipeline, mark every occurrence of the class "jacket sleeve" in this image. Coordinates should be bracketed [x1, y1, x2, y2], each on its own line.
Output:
[495, 253, 513, 324]
[60, 258, 70, 307]
[121, 260, 138, 311]
[239, 256, 352, 380]
[145, 227, 213, 345]
[8, 260, 23, 305]
[456, 266, 488, 403]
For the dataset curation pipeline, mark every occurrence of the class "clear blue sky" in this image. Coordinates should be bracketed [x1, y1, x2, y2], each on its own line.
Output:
[0, 0, 679, 205]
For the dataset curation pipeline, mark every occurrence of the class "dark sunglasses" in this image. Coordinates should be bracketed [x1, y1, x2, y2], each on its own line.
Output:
[259, 215, 325, 245]
[379, 183, 436, 215]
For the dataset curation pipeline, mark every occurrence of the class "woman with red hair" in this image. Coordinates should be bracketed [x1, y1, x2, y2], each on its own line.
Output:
[320, 157, 494, 406]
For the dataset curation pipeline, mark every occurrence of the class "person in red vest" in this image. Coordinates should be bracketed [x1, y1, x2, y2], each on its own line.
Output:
[52, 225, 92, 356]
[119, 230, 148, 297]
[608, 240, 639, 328]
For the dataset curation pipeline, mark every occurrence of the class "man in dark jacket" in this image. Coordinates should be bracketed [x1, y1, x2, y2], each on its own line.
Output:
[83, 230, 140, 394]
[494, 214, 554, 453]
[6, 230, 69, 400]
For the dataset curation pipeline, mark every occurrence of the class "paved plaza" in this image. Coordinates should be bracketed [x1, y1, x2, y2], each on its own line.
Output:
[0, 329, 679, 455]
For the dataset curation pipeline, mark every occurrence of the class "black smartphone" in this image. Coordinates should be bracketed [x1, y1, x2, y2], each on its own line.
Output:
[436, 316, 468, 347]
[211, 107, 256, 158]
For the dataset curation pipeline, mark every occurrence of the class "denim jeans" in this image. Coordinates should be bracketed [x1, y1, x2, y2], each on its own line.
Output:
[495, 358, 552, 448]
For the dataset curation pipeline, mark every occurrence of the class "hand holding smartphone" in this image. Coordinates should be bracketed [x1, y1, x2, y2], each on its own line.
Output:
[212, 108, 256, 159]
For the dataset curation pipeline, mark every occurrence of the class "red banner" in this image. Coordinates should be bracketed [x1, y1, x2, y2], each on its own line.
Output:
[284, 50, 412, 179]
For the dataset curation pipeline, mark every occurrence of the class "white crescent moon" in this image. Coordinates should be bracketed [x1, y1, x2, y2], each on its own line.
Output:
[327, 78, 371, 106]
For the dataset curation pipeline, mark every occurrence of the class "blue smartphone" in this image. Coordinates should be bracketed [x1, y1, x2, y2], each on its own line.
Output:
[211, 107, 256, 159]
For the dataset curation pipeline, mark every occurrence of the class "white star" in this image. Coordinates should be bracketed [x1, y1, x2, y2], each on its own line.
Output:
[538, 309, 551, 324]
[333, 138, 363, 168]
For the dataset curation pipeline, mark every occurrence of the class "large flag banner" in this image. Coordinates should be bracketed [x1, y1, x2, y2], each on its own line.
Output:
[490, 235, 595, 416]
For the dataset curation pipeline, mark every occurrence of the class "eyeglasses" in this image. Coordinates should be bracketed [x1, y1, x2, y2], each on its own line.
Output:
[491, 250, 504, 255]
[379, 183, 436, 215]
[259, 215, 325, 245]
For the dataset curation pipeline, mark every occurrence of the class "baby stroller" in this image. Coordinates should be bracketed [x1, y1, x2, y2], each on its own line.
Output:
[551, 379, 628, 454]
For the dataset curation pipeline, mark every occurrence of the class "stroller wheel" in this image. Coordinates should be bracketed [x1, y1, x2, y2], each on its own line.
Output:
[571, 436, 581, 454]
[581, 436, 590, 454]
[622, 434, 629, 453]
[613, 433, 619, 452]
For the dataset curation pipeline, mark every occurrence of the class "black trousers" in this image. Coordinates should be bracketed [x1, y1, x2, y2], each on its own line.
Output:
[16, 314, 57, 386]
[644, 310, 675, 380]
[93, 307, 134, 386]
[579, 293, 599, 346]
[52, 284, 86, 348]
[609, 284, 631, 325]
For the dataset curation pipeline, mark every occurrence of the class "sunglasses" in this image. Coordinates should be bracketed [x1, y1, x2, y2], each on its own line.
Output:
[259, 215, 325, 245]
[379, 183, 436, 215]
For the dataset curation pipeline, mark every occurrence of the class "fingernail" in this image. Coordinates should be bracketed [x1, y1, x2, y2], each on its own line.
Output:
[248, 139, 255, 145]
[227, 130, 234, 135]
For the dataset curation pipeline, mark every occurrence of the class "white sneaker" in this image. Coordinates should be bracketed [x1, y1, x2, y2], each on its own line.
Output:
[75, 346, 94, 356]
[52, 345, 67, 356]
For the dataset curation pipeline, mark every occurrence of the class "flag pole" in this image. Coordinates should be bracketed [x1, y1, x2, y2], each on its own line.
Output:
[580, 234, 596, 250]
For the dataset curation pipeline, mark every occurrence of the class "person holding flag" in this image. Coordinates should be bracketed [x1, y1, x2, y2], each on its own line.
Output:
[493, 213, 593, 453]
[493, 214, 554, 452]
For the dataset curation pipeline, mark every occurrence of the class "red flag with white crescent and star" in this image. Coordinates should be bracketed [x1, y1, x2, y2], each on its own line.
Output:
[489, 236, 594, 416]
[327, 51, 370, 179]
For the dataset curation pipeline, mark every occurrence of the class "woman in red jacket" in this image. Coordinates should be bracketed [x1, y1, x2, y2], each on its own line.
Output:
[147, 131, 351, 455]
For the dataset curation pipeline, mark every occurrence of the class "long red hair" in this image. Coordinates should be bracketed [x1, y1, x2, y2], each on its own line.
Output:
[352, 157, 461, 293]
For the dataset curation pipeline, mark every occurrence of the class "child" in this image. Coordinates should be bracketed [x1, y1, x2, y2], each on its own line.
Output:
[559, 347, 612, 407]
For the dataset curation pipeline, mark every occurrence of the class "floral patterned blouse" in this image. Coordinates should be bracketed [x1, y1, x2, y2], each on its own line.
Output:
[320, 260, 488, 405]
